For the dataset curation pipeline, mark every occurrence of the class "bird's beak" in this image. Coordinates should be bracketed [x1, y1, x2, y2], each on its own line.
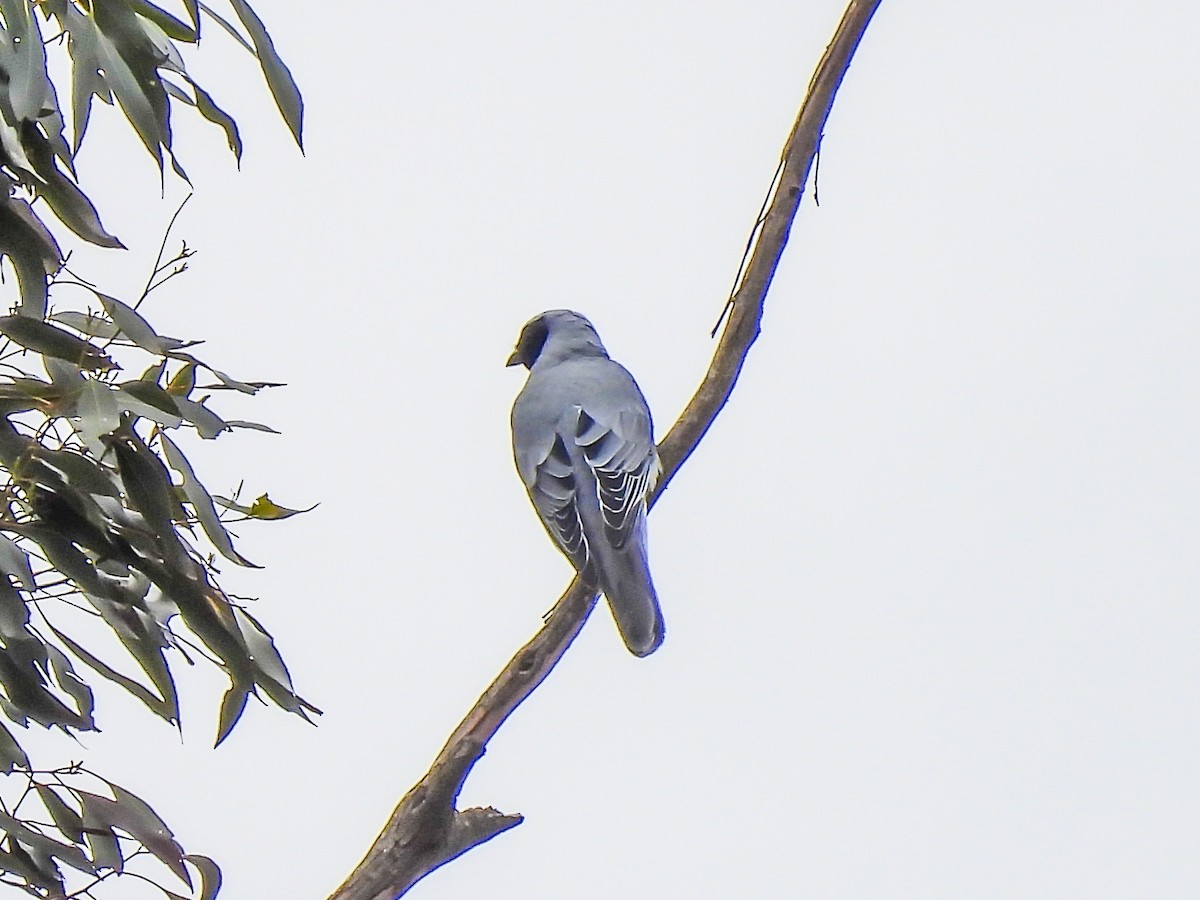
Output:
[505, 350, 523, 368]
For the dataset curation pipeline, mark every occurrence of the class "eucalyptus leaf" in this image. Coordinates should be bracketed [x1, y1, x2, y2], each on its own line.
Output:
[34, 785, 84, 844]
[99, 292, 184, 353]
[160, 433, 257, 567]
[227, 0, 302, 149]
[185, 853, 222, 900]
[0, 719, 30, 773]
[174, 397, 228, 438]
[0, 316, 115, 371]
[214, 681, 248, 747]
[0, 533, 35, 590]
[105, 784, 189, 883]
[50, 311, 122, 340]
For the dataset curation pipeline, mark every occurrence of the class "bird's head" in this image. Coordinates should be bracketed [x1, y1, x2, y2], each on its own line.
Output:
[506, 309, 607, 369]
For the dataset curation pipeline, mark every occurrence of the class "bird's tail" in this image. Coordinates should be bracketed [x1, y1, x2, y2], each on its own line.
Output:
[598, 525, 664, 657]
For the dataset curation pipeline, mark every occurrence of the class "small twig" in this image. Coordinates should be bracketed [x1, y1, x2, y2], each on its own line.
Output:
[135, 195, 193, 310]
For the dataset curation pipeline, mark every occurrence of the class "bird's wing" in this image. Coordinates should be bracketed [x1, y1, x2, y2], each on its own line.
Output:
[525, 430, 591, 572]
[574, 406, 659, 551]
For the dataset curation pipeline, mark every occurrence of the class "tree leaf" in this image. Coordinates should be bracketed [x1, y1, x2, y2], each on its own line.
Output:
[173, 397, 228, 439]
[0, 532, 35, 589]
[18, 524, 108, 596]
[160, 433, 257, 567]
[57, 1, 170, 168]
[226, 0, 302, 149]
[191, 79, 241, 159]
[0, 0, 57, 122]
[184, 853, 223, 900]
[214, 681, 248, 747]
[0, 185, 61, 317]
[108, 783, 189, 883]
[0, 577, 31, 638]
[124, 0, 199, 43]
[0, 719, 29, 773]
[50, 311, 123, 339]
[223, 419, 279, 433]
[76, 378, 122, 454]
[108, 430, 187, 549]
[232, 606, 291, 691]
[99, 292, 185, 353]
[35, 784, 85, 844]
[48, 620, 178, 724]
[119, 380, 185, 427]
[0, 316, 116, 371]
[196, 1, 251, 52]
[46, 644, 96, 727]
[18, 121, 124, 248]
[167, 361, 196, 397]
[214, 492, 314, 520]
[36, 447, 122, 498]
[79, 798, 123, 873]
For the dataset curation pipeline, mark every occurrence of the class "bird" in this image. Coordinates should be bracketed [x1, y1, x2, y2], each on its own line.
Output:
[507, 310, 665, 657]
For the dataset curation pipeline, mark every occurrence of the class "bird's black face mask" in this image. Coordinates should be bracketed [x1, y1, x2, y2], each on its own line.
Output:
[506, 318, 549, 368]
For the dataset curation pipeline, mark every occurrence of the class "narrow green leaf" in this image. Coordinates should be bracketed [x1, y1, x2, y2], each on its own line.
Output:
[120, 380, 184, 425]
[109, 431, 186, 541]
[76, 378, 122, 451]
[18, 525, 108, 596]
[0, 115, 38, 176]
[0, 577, 31, 638]
[196, 2, 251, 51]
[108, 783, 189, 883]
[214, 681, 249, 747]
[0, 0, 60, 136]
[50, 311, 122, 340]
[191, 80, 242, 159]
[160, 434, 259, 566]
[182, 0, 201, 36]
[0, 188, 62, 317]
[232, 607, 291, 689]
[167, 361, 196, 397]
[48, 622, 177, 724]
[69, 2, 170, 169]
[174, 397, 228, 439]
[226, 0, 303, 149]
[99, 292, 184, 353]
[0, 843, 44, 887]
[202, 366, 261, 394]
[185, 854, 223, 900]
[46, 644, 96, 727]
[0, 533, 35, 589]
[124, 0, 199, 42]
[160, 434, 257, 566]
[79, 800, 123, 873]
[36, 447, 122, 498]
[18, 122, 124, 248]
[0, 317, 116, 371]
[0, 720, 30, 772]
[35, 785, 85, 844]
[224, 419, 280, 434]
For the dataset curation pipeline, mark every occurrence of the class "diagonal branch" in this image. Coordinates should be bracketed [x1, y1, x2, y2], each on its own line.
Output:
[328, 2, 882, 898]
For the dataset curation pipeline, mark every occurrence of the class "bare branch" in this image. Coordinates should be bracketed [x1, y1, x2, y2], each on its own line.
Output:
[329, 2, 883, 897]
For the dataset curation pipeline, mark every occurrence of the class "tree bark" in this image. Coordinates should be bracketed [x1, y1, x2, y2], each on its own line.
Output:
[329, 2, 883, 897]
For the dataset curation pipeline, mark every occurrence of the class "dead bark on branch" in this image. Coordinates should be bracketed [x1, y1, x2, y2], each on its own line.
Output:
[329, 2, 882, 897]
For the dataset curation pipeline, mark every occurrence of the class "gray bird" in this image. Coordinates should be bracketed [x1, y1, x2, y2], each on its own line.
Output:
[507, 310, 664, 657]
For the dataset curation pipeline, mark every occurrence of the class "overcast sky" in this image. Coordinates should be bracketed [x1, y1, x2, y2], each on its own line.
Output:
[12, 1, 1200, 897]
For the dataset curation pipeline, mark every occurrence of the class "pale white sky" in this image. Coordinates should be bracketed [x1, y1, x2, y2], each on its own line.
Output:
[12, 1, 1200, 897]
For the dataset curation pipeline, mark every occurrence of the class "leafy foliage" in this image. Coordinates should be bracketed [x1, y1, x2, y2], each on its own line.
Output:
[0, 764, 222, 898]
[0, 0, 303, 316]
[0, 1, 307, 896]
